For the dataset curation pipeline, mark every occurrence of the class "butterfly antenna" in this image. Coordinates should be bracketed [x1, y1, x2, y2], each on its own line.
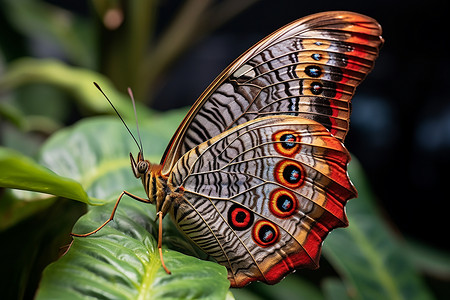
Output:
[93, 82, 142, 153]
[127, 87, 144, 157]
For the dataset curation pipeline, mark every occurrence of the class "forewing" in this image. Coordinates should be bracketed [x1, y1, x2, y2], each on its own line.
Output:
[161, 11, 382, 174]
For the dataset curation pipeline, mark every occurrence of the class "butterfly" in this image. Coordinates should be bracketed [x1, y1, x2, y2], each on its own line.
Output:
[74, 11, 383, 287]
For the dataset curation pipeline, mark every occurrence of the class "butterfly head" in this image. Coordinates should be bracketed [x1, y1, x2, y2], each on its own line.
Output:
[130, 151, 165, 207]
[130, 151, 150, 178]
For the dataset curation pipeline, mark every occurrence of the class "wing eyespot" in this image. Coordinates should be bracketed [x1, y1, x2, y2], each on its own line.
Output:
[252, 220, 280, 247]
[269, 188, 298, 218]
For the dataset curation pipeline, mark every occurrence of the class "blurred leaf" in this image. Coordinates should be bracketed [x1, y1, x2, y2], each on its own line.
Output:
[322, 278, 351, 300]
[235, 275, 324, 300]
[37, 199, 230, 300]
[3, 0, 96, 68]
[12, 83, 69, 129]
[405, 239, 450, 279]
[1, 122, 46, 158]
[91, 0, 260, 101]
[323, 160, 435, 300]
[0, 58, 152, 118]
[226, 291, 237, 300]
[0, 100, 26, 129]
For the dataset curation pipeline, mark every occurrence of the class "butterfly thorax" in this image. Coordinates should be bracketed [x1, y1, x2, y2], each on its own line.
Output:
[130, 152, 174, 215]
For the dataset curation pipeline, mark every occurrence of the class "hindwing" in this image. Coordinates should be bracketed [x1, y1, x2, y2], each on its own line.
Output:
[168, 116, 356, 287]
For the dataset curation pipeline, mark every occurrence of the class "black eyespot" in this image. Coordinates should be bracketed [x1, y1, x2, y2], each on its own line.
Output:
[310, 82, 323, 95]
[305, 65, 322, 78]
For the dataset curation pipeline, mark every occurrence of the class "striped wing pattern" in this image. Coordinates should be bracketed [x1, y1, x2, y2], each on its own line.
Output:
[168, 116, 357, 287]
[161, 11, 383, 174]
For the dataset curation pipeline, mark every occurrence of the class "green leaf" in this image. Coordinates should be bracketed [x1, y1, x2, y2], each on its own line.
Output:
[0, 147, 89, 203]
[323, 160, 435, 300]
[36, 199, 230, 300]
[0, 146, 90, 229]
[404, 238, 450, 278]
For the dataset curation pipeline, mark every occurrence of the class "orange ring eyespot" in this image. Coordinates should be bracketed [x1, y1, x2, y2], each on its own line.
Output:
[252, 220, 280, 247]
[269, 189, 298, 218]
[274, 160, 305, 189]
[272, 130, 301, 157]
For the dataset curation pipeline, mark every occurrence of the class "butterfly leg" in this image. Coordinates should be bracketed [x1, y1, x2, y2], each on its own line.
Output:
[71, 190, 152, 237]
[157, 210, 172, 275]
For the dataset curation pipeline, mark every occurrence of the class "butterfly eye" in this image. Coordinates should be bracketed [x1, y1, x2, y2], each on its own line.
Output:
[137, 161, 148, 174]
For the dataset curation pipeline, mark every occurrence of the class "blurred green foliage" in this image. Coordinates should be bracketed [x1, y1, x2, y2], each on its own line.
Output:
[0, 1, 449, 299]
